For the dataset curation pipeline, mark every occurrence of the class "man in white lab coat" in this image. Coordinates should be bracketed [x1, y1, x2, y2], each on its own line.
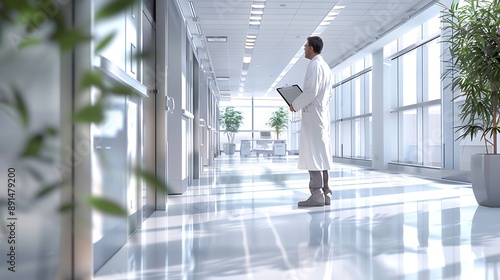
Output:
[289, 36, 334, 207]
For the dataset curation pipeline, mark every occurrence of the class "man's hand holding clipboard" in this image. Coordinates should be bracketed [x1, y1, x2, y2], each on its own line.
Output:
[276, 84, 302, 112]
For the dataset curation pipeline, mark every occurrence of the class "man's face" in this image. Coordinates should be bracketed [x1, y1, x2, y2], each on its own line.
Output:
[304, 43, 313, 59]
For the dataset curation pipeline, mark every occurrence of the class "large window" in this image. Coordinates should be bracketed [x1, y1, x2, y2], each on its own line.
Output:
[332, 57, 372, 160]
[391, 16, 442, 167]
[219, 98, 289, 150]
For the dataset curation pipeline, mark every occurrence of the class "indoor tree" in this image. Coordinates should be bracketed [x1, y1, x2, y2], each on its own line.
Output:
[267, 107, 289, 139]
[441, 0, 500, 153]
[220, 106, 244, 144]
[440, 0, 500, 207]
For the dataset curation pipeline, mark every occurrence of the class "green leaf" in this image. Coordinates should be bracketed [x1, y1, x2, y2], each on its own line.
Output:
[21, 134, 43, 157]
[95, 32, 116, 54]
[134, 50, 153, 61]
[0, 91, 21, 124]
[25, 165, 44, 181]
[45, 126, 58, 136]
[58, 203, 74, 213]
[51, 28, 92, 52]
[87, 196, 127, 216]
[74, 102, 105, 123]
[1, 0, 32, 11]
[18, 36, 42, 49]
[36, 183, 64, 199]
[96, 0, 138, 21]
[81, 70, 104, 90]
[134, 167, 168, 195]
[12, 88, 29, 127]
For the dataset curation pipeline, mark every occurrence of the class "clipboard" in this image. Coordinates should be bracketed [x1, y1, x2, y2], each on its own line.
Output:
[276, 84, 302, 106]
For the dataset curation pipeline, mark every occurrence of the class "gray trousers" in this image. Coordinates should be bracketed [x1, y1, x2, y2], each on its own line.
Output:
[308, 170, 331, 195]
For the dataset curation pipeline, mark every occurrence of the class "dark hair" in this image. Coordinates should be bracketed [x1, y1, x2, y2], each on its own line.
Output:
[307, 36, 323, 54]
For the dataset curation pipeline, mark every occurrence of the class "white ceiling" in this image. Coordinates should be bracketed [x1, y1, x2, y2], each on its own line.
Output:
[176, 0, 437, 99]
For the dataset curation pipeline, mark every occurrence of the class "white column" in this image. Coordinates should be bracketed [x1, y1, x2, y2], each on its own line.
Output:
[371, 49, 396, 170]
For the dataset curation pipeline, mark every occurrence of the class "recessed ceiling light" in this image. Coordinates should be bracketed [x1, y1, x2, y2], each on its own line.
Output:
[250, 10, 264, 15]
[252, 4, 265, 9]
[250, 16, 262, 20]
[243, 56, 252, 63]
[249, 21, 261, 25]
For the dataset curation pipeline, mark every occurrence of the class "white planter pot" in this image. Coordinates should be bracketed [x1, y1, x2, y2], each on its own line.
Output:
[223, 143, 236, 155]
[471, 154, 500, 207]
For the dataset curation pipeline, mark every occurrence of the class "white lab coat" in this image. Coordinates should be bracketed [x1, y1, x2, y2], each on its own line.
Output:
[291, 55, 334, 170]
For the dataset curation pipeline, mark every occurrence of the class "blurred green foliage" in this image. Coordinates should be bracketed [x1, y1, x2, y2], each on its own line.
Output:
[0, 0, 168, 217]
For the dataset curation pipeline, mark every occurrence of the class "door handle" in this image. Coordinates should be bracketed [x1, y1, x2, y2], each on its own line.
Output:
[165, 96, 175, 114]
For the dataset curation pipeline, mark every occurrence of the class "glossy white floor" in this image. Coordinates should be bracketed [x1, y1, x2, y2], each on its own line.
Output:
[95, 155, 500, 280]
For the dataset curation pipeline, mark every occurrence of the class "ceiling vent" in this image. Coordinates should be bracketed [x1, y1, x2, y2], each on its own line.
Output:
[206, 36, 228, 43]
[220, 90, 231, 101]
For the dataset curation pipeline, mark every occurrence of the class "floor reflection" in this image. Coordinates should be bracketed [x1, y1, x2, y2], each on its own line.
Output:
[95, 155, 500, 280]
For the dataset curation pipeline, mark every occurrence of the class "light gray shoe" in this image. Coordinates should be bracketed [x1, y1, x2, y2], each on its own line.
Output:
[298, 194, 325, 207]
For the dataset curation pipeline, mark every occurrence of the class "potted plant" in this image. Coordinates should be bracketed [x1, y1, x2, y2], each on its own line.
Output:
[441, 0, 500, 206]
[220, 106, 244, 155]
[267, 107, 289, 139]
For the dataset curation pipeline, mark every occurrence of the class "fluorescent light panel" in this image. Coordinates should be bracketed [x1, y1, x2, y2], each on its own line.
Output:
[188, 1, 197, 18]
[239, 0, 267, 94]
